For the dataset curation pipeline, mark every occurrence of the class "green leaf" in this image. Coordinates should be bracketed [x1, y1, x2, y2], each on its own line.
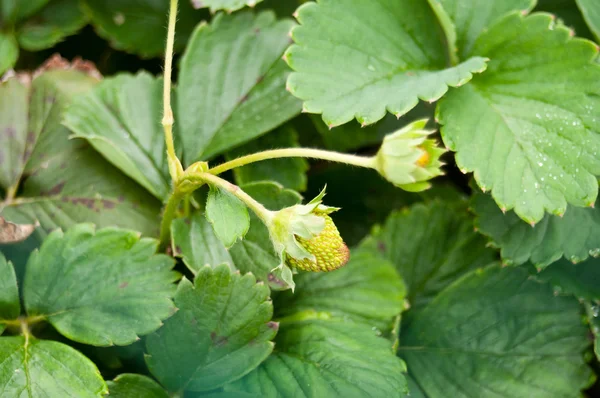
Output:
[64, 73, 171, 200]
[473, 192, 600, 268]
[432, 0, 535, 60]
[284, 0, 488, 127]
[0, 32, 18, 75]
[275, 248, 406, 332]
[0, 0, 48, 24]
[585, 301, 600, 362]
[536, 0, 594, 40]
[17, 0, 87, 51]
[534, 256, 600, 300]
[226, 125, 308, 192]
[360, 201, 497, 309]
[193, 0, 264, 13]
[81, 0, 206, 58]
[229, 181, 302, 290]
[145, 264, 276, 393]
[225, 318, 407, 397]
[107, 374, 168, 398]
[0, 68, 162, 238]
[400, 265, 593, 398]
[577, 0, 600, 41]
[438, 12, 600, 223]
[0, 253, 19, 333]
[0, 336, 107, 397]
[177, 11, 301, 163]
[206, 186, 250, 248]
[23, 224, 178, 346]
[171, 211, 234, 274]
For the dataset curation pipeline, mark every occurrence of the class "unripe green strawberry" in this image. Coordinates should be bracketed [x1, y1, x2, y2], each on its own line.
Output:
[286, 210, 349, 272]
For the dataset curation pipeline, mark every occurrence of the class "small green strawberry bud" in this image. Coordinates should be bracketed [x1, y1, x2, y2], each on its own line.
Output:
[374, 119, 446, 192]
[286, 209, 349, 272]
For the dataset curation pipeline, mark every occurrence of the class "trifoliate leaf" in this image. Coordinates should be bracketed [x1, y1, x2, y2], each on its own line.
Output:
[0, 32, 18, 75]
[81, 0, 206, 57]
[285, 0, 488, 127]
[225, 318, 408, 397]
[171, 211, 234, 274]
[192, 0, 264, 13]
[226, 125, 308, 192]
[23, 224, 178, 346]
[431, 0, 535, 60]
[473, 192, 600, 268]
[400, 265, 593, 398]
[534, 257, 600, 301]
[206, 185, 250, 248]
[107, 374, 168, 398]
[229, 181, 302, 290]
[576, 0, 600, 41]
[145, 264, 276, 393]
[360, 201, 497, 309]
[0, 63, 161, 238]
[0, 253, 19, 334]
[177, 11, 301, 163]
[0, 336, 107, 397]
[438, 12, 600, 223]
[16, 0, 87, 51]
[64, 73, 171, 200]
[275, 248, 406, 332]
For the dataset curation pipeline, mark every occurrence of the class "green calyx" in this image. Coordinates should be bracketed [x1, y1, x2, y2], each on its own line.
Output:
[374, 119, 446, 192]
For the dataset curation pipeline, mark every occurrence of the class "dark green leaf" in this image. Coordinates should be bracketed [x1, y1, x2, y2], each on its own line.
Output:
[285, 0, 487, 127]
[431, 0, 535, 60]
[0, 68, 162, 238]
[23, 224, 178, 346]
[107, 374, 168, 398]
[534, 256, 600, 300]
[360, 201, 497, 309]
[275, 248, 406, 332]
[0, 0, 48, 24]
[0, 253, 19, 333]
[438, 12, 600, 223]
[226, 125, 308, 191]
[225, 317, 407, 397]
[171, 211, 234, 274]
[64, 72, 171, 200]
[576, 0, 600, 41]
[81, 0, 206, 57]
[400, 265, 593, 397]
[17, 0, 87, 51]
[585, 301, 600, 362]
[473, 192, 600, 268]
[229, 181, 302, 290]
[0, 336, 107, 396]
[177, 11, 300, 163]
[0, 32, 18, 75]
[146, 264, 276, 393]
[206, 186, 250, 248]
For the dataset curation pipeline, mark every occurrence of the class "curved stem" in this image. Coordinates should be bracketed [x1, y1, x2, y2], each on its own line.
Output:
[184, 173, 272, 224]
[208, 148, 376, 176]
[163, 0, 183, 182]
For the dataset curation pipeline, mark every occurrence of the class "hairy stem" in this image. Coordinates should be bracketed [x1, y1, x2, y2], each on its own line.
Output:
[208, 148, 377, 176]
[184, 173, 273, 223]
[159, 189, 184, 250]
[163, 0, 183, 182]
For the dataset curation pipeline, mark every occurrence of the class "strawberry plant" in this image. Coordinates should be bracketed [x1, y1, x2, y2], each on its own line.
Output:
[2, 0, 600, 396]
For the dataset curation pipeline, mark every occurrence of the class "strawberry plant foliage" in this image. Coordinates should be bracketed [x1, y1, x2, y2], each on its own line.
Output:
[2, 0, 600, 396]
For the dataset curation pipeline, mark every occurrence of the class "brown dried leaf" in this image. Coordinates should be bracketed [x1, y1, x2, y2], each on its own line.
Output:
[0, 216, 37, 243]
